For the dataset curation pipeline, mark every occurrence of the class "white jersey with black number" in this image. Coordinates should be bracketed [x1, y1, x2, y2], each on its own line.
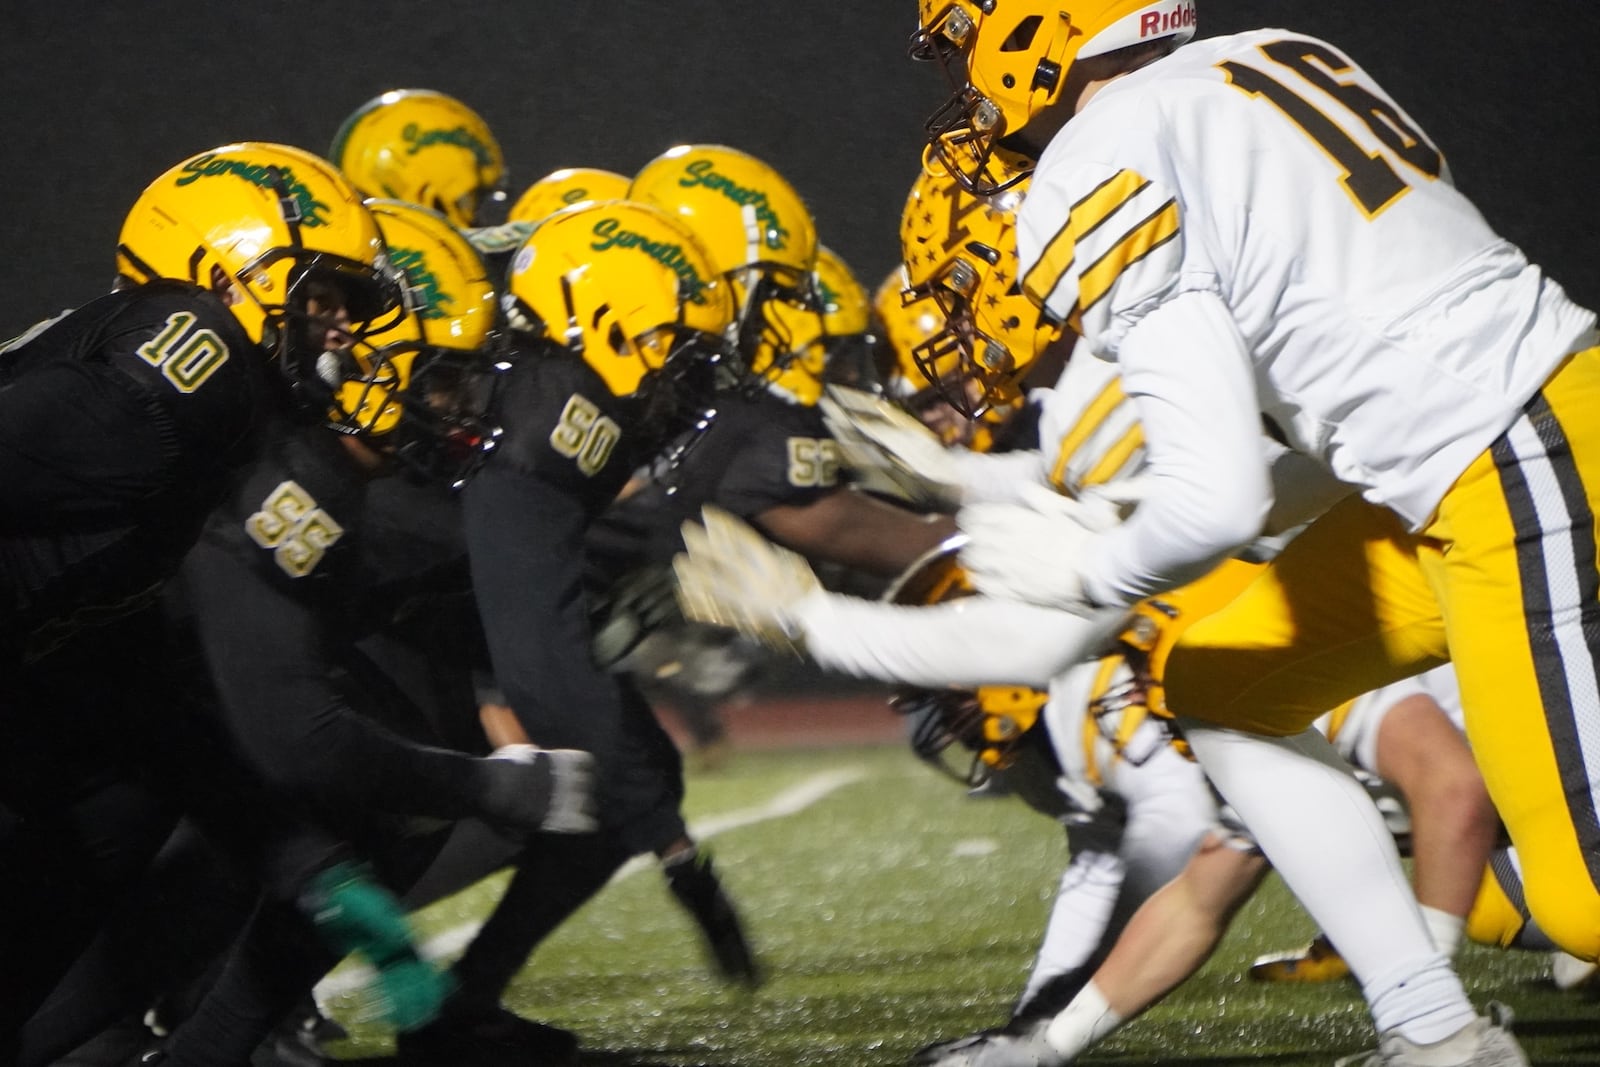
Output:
[1017, 29, 1597, 531]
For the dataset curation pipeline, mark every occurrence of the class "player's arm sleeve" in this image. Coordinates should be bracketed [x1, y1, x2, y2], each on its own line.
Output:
[462, 459, 624, 773]
[1075, 290, 1273, 606]
[787, 591, 1124, 689]
[180, 538, 489, 819]
[1260, 439, 1351, 536]
[0, 361, 175, 528]
[945, 447, 1052, 506]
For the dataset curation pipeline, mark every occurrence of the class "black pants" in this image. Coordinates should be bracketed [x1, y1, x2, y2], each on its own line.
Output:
[0, 612, 342, 1059]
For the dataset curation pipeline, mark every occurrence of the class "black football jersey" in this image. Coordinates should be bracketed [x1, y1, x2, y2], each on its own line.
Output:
[0, 283, 277, 662]
[192, 421, 378, 612]
[585, 385, 840, 586]
[175, 420, 486, 819]
[180, 417, 474, 681]
[460, 349, 667, 764]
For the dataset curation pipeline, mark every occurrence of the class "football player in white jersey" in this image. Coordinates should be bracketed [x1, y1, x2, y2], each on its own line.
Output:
[675, 116, 1549, 1067]
[902, 2, 1599, 1065]
[673, 165, 1428, 1065]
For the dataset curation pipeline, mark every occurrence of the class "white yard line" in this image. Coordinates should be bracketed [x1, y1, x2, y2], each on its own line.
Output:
[317, 766, 867, 999]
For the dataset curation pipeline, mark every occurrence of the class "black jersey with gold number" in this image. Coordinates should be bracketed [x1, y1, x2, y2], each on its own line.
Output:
[461, 350, 664, 768]
[585, 386, 839, 585]
[0, 282, 276, 662]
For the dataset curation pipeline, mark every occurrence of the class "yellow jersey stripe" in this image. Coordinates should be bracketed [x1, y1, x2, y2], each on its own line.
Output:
[1073, 171, 1153, 241]
[1078, 199, 1181, 314]
[1081, 424, 1146, 490]
[1082, 654, 1126, 788]
[1022, 170, 1150, 310]
[1024, 221, 1076, 313]
[1049, 379, 1126, 490]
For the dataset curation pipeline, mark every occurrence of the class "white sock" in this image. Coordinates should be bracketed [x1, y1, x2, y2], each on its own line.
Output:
[1420, 905, 1465, 958]
[1044, 981, 1124, 1061]
[1179, 725, 1444, 977]
[1362, 955, 1477, 1045]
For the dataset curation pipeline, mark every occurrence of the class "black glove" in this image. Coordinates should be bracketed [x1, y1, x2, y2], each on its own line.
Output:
[473, 745, 599, 835]
[591, 565, 682, 668]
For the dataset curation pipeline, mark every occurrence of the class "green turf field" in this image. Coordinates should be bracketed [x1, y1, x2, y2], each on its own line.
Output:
[320, 743, 1599, 1065]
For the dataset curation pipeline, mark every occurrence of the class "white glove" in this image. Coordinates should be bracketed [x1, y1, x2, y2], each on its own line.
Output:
[957, 482, 1125, 613]
[673, 506, 823, 655]
[820, 385, 965, 510]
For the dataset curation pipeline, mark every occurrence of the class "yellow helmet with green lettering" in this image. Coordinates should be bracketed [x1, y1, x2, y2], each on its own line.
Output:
[330, 89, 507, 227]
[501, 199, 734, 403]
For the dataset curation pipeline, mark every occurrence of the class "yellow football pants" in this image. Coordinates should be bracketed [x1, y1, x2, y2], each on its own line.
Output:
[1167, 345, 1600, 961]
[1465, 853, 1534, 951]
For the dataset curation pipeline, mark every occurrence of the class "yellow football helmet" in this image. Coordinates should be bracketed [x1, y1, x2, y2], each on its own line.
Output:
[506, 167, 631, 225]
[897, 155, 1058, 418]
[340, 199, 501, 481]
[882, 540, 1048, 782]
[912, 0, 1196, 193]
[812, 246, 877, 392]
[116, 141, 407, 383]
[754, 245, 871, 405]
[899, 149, 1030, 292]
[629, 144, 820, 374]
[873, 270, 1008, 451]
[501, 199, 735, 419]
[330, 89, 507, 227]
[875, 269, 944, 399]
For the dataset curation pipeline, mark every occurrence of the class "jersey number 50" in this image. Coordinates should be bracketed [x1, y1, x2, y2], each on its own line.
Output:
[550, 393, 622, 477]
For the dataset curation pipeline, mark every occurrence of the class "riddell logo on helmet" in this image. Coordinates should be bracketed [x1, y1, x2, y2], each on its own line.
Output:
[589, 217, 711, 304]
[1141, 2, 1195, 37]
[678, 159, 791, 252]
[175, 155, 331, 227]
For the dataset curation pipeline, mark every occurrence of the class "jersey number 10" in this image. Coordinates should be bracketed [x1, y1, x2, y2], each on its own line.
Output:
[1221, 39, 1443, 218]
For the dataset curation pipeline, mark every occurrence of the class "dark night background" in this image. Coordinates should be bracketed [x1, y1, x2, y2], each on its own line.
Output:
[1, 1, 1595, 340]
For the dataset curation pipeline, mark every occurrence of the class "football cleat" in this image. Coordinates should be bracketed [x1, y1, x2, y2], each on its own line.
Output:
[1248, 933, 1352, 983]
[1550, 950, 1600, 992]
[910, 1020, 1058, 1067]
[663, 845, 763, 988]
[1334, 1002, 1528, 1067]
[394, 1005, 579, 1066]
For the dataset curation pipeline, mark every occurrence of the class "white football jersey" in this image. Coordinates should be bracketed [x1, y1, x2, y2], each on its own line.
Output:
[1035, 354, 1144, 497]
[1018, 29, 1598, 528]
[950, 358, 1143, 505]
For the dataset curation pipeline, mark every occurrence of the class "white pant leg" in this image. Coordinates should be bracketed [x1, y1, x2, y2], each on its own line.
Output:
[1021, 739, 1215, 1005]
[1177, 718, 1471, 1037]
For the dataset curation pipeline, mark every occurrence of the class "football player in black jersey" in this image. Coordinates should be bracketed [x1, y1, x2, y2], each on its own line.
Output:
[421, 154, 958, 1059]
[121, 201, 599, 1067]
[16, 197, 612, 1067]
[0, 143, 443, 1056]
[408, 197, 739, 1062]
